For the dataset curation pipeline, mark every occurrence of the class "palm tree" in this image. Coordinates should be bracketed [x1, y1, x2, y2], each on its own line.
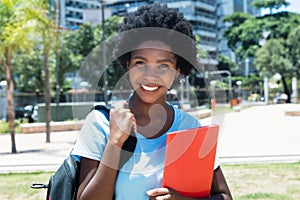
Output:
[26, 0, 56, 142]
[0, 0, 35, 153]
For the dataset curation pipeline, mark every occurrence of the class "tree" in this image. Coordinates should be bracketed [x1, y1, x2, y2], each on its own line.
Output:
[223, 12, 253, 53]
[75, 17, 124, 91]
[287, 25, 300, 76]
[254, 38, 292, 102]
[217, 54, 239, 76]
[223, 13, 266, 59]
[0, 0, 36, 153]
[14, 47, 44, 94]
[223, 5, 300, 102]
[25, 0, 56, 142]
[251, 0, 290, 14]
[224, 8, 300, 59]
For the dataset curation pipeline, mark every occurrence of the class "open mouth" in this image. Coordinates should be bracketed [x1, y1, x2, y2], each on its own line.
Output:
[141, 84, 159, 91]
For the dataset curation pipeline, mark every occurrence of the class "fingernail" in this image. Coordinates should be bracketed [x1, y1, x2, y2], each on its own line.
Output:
[146, 189, 153, 195]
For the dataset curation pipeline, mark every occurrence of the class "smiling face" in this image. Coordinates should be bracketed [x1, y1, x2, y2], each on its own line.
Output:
[128, 41, 178, 105]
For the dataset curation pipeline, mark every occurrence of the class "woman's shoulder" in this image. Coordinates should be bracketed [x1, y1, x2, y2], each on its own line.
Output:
[172, 105, 201, 129]
[84, 109, 110, 126]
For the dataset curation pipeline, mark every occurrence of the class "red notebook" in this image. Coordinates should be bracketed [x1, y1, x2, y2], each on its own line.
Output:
[162, 125, 219, 198]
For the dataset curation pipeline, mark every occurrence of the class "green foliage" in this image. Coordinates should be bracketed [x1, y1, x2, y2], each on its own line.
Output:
[217, 54, 239, 75]
[223, 12, 253, 52]
[255, 38, 292, 77]
[261, 12, 300, 40]
[0, 119, 9, 133]
[224, 10, 300, 59]
[224, 7, 300, 101]
[0, 119, 23, 133]
[251, 0, 290, 11]
[75, 17, 124, 91]
[287, 25, 300, 76]
[231, 75, 262, 89]
[74, 23, 97, 57]
[14, 49, 45, 93]
[0, 0, 35, 55]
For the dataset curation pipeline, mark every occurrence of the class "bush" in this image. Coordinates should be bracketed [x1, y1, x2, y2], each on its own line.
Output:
[0, 119, 24, 134]
[0, 120, 9, 133]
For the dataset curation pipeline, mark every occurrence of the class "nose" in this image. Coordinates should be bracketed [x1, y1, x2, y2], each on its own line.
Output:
[143, 64, 159, 78]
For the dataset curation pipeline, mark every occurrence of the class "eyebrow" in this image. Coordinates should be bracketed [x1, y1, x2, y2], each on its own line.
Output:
[131, 55, 176, 64]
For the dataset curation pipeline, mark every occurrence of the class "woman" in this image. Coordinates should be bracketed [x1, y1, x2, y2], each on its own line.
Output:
[72, 3, 232, 200]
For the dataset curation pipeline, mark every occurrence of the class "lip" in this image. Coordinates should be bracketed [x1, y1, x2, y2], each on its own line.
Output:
[140, 84, 160, 92]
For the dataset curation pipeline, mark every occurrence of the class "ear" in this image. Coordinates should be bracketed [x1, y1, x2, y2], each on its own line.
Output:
[175, 69, 180, 78]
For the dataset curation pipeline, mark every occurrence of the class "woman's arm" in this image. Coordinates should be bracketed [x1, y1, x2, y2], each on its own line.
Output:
[76, 142, 122, 200]
[76, 108, 136, 200]
[147, 166, 232, 200]
[209, 166, 232, 200]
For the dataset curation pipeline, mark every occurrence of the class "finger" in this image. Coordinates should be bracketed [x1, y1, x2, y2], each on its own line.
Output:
[147, 188, 170, 197]
[123, 101, 129, 109]
[155, 194, 172, 200]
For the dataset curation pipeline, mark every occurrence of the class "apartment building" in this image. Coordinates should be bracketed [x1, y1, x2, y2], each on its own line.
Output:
[55, 0, 259, 75]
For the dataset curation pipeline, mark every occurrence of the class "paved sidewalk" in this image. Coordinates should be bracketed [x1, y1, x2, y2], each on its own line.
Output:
[0, 131, 77, 173]
[201, 103, 300, 164]
[0, 103, 299, 173]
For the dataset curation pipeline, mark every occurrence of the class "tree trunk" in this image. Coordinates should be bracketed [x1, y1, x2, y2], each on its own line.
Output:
[5, 48, 17, 153]
[44, 35, 51, 143]
[282, 76, 291, 103]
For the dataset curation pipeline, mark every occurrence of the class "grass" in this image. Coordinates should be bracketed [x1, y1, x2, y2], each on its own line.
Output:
[222, 162, 300, 200]
[0, 162, 299, 200]
[0, 171, 52, 200]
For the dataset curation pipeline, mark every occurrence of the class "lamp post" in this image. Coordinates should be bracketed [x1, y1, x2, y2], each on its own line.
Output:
[207, 70, 232, 102]
[236, 80, 242, 104]
[259, 31, 271, 104]
[99, 0, 108, 104]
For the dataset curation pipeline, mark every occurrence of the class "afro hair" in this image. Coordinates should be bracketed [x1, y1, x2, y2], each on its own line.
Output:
[114, 3, 198, 76]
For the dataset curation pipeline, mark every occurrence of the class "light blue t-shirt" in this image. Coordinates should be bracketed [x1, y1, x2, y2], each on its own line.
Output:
[72, 105, 218, 200]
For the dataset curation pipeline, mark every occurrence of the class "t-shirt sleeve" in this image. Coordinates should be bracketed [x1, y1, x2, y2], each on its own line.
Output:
[72, 110, 110, 161]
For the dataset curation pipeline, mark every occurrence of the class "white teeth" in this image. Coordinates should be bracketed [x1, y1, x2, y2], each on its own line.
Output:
[141, 84, 159, 91]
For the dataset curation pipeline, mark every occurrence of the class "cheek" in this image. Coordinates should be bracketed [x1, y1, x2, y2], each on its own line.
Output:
[164, 74, 176, 88]
[128, 68, 140, 88]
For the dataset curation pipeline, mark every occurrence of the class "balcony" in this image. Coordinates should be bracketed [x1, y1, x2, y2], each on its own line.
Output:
[194, 29, 217, 38]
[194, 1, 216, 12]
[185, 15, 216, 25]
[66, 17, 84, 23]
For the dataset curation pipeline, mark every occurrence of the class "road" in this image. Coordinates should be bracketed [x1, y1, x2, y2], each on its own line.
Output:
[0, 103, 299, 173]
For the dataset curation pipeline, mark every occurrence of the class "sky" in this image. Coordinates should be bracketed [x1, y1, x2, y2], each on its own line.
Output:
[261, 0, 300, 14]
[285, 0, 300, 13]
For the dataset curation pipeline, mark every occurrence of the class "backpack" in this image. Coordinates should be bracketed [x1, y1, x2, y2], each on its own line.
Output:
[31, 105, 137, 200]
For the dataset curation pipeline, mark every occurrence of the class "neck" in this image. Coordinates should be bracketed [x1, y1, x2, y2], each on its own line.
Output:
[128, 92, 168, 117]
[128, 93, 174, 138]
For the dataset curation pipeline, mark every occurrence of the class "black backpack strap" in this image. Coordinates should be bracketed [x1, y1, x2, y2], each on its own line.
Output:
[91, 105, 111, 120]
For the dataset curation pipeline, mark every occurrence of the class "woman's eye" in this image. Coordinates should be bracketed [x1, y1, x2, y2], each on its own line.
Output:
[158, 64, 170, 70]
[135, 61, 145, 66]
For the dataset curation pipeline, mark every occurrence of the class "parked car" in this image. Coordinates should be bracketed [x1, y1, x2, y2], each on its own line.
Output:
[14, 105, 38, 123]
[273, 93, 288, 104]
[23, 105, 38, 123]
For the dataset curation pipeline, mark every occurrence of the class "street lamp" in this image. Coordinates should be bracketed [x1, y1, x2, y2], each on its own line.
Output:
[259, 31, 271, 105]
[99, 0, 108, 104]
[207, 70, 232, 101]
[236, 80, 242, 104]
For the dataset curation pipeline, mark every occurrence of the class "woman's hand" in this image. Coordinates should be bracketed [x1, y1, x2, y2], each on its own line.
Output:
[147, 188, 184, 200]
[109, 107, 137, 148]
